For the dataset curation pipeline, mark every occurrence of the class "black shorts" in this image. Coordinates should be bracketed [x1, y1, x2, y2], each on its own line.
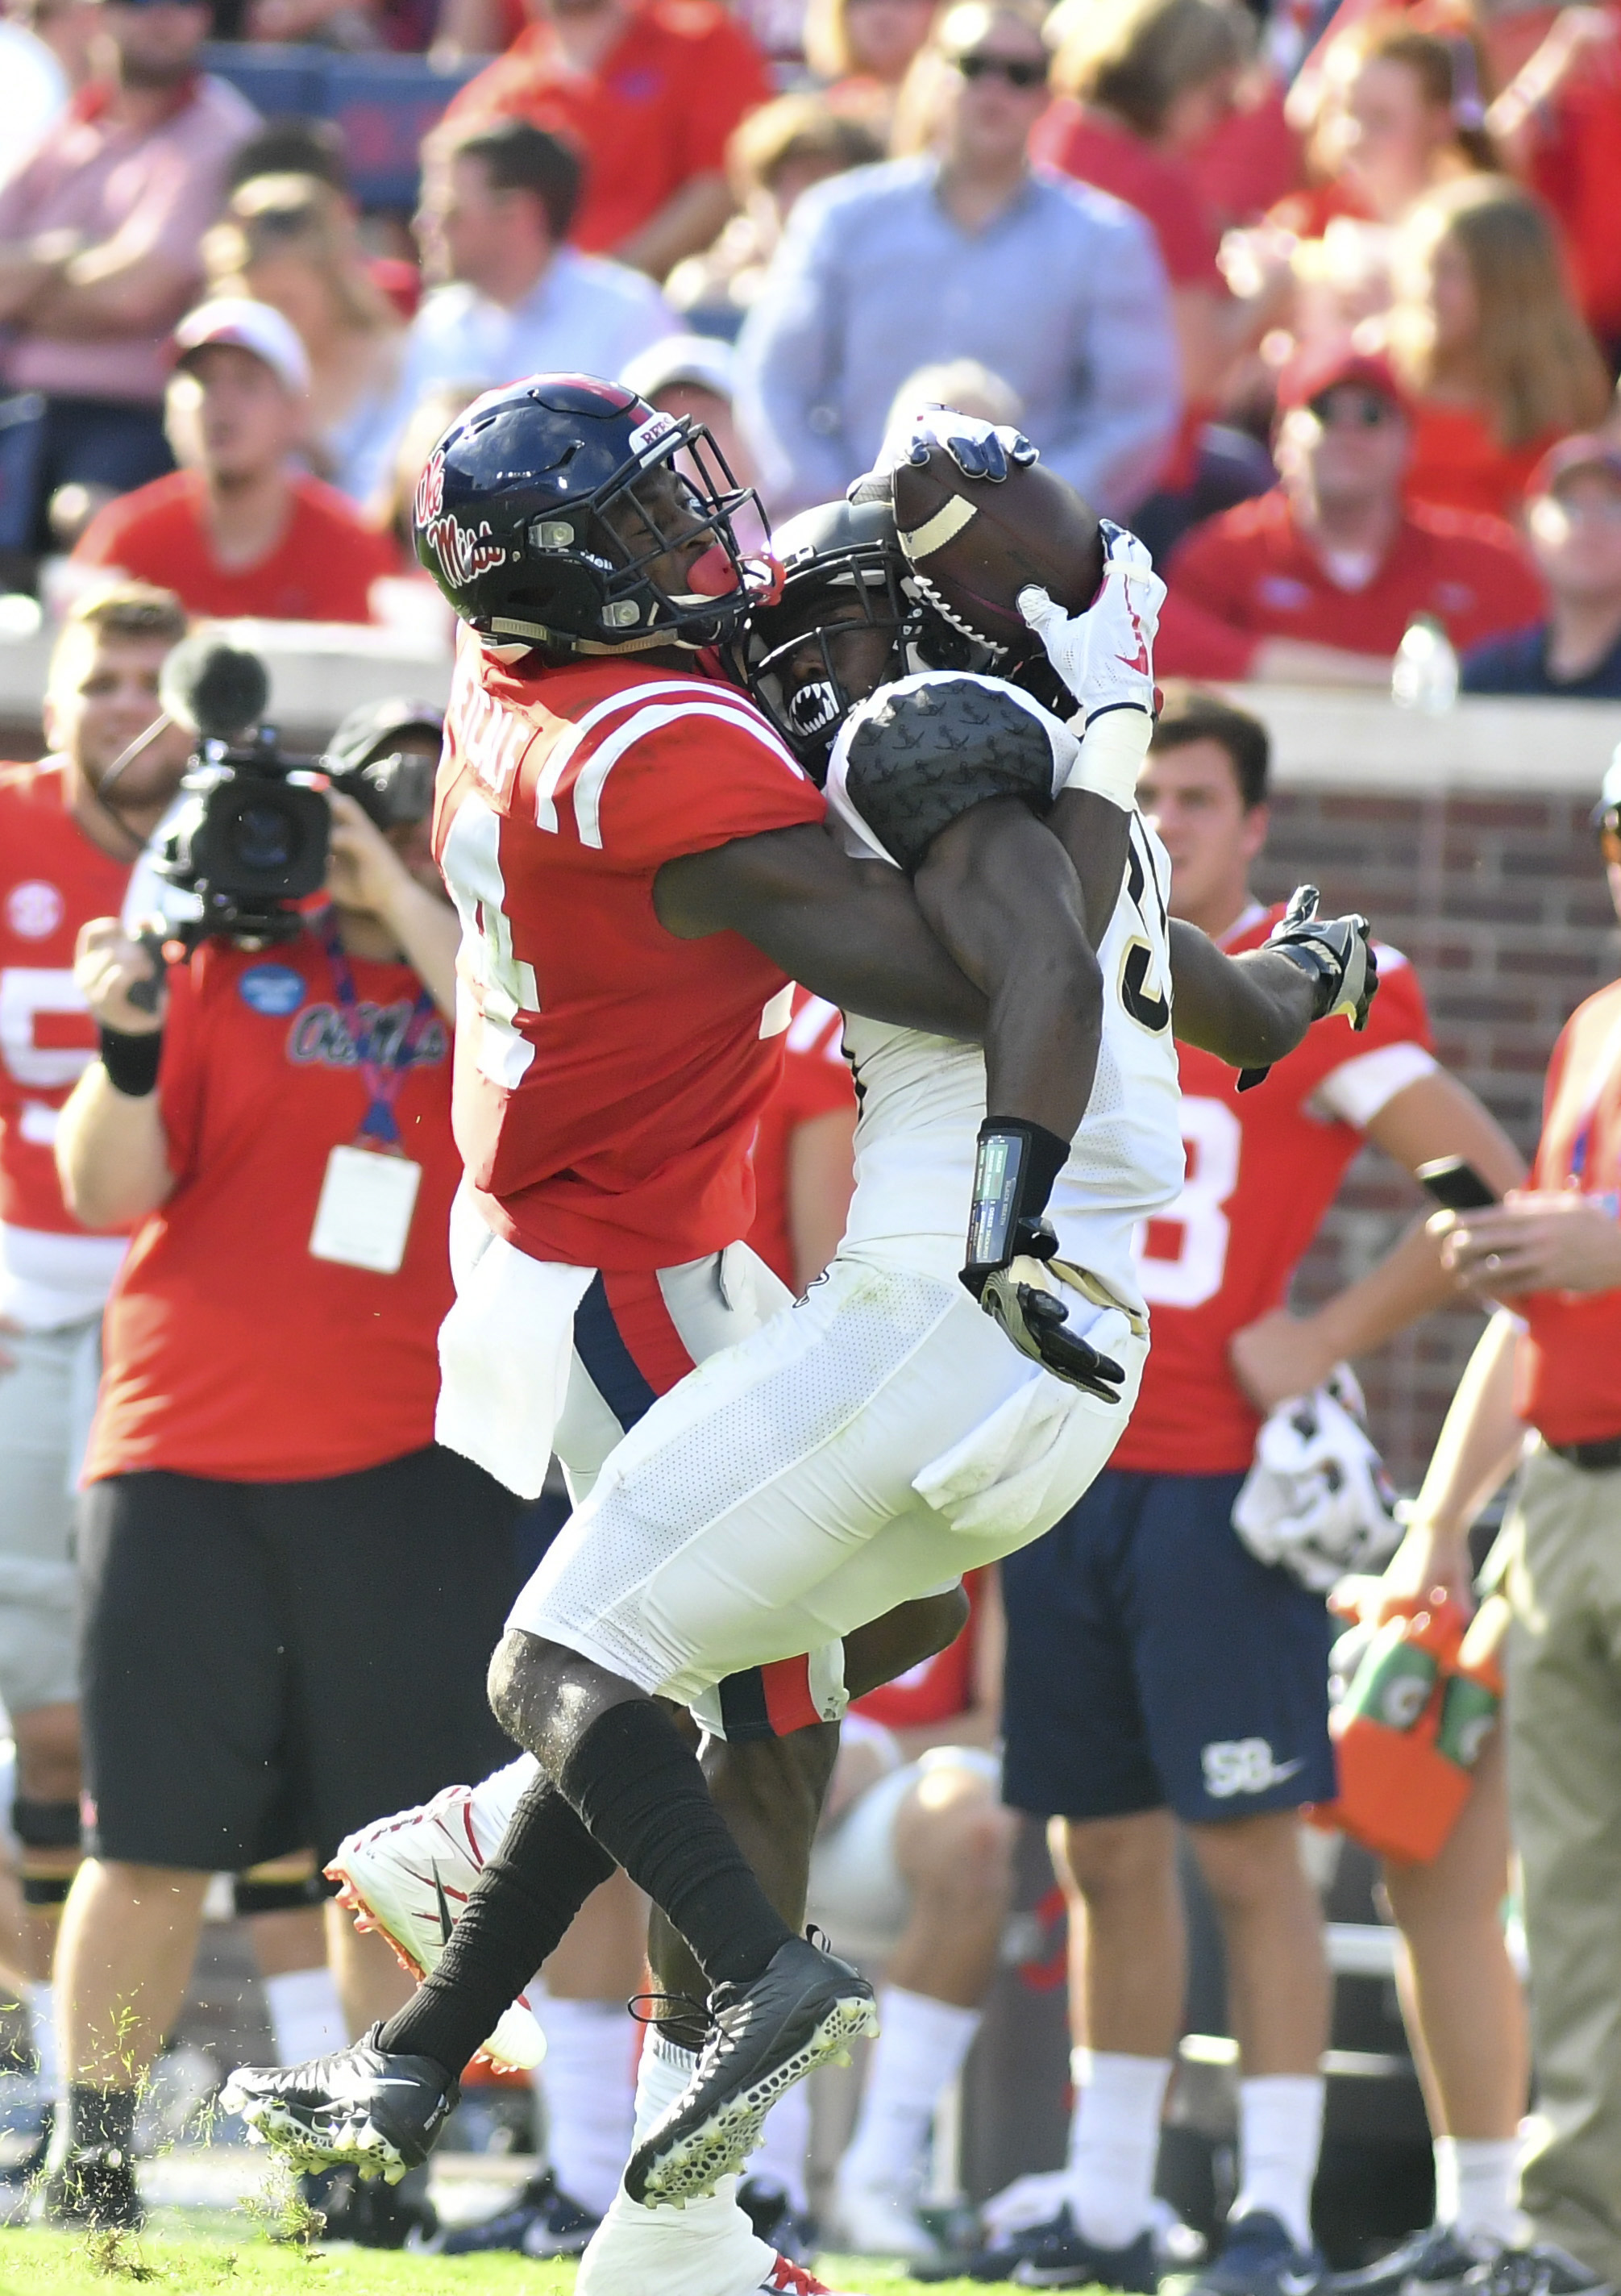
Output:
[78, 1446, 523, 1871]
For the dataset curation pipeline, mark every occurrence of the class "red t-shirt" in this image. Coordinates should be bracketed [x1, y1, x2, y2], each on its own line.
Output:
[854, 1570, 987, 1731]
[1115, 904, 1436, 1476]
[1266, 178, 1374, 240]
[1523, 23, 1621, 345]
[84, 933, 458, 1483]
[433, 640, 826, 1274]
[746, 988, 854, 1291]
[1403, 401, 1556, 526]
[73, 472, 395, 625]
[1158, 488, 1543, 677]
[447, 0, 772, 255]
[0, 761, 129, 1237]
[1515, 976, 1621, 1448]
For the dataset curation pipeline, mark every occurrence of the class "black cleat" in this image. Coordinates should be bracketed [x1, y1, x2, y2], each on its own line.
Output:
[626, 1933, 877, 2209]
[1461, 2248, 1614, 2296]
[440, 2168, 601, 2257]
[1332, 2227, 1501, 2296]
[915, 2207, 1158, 2288]
[297, 2163, 440, 2248]
[44, 2141, 145, 2231]
[220, 2026, 459, 2182]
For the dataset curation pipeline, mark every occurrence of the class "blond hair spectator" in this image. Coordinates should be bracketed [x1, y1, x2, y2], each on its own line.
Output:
[803, 0, 941, 135]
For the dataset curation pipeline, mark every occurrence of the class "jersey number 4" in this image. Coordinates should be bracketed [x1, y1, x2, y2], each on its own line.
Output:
[439, 796, 541, 1088]
[1134, 1095, 1241, 1308]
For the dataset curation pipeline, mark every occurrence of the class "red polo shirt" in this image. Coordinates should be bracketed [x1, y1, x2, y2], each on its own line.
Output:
[1158, 488, 1543, 677]
[447, 0, 771, 256]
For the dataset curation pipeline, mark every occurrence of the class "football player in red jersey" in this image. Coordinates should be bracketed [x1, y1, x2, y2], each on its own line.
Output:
[0, 580, 190, 2131]
[989, 687, 1527, 2296]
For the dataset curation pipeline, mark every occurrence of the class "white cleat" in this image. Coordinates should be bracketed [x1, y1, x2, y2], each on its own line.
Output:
[325, 1784, 544, 2071]
[828, 2173, 944, 2266]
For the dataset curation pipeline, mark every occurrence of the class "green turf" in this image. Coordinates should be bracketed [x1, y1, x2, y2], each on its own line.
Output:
[0, 2228, 1065, 2296]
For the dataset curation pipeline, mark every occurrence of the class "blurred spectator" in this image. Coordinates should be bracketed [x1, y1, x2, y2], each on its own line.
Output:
[1487, 4, 1621, 361]
[222, 120, 422, 323]
[882, 353, 1022, 451]
[736, 0, 1180, 518]
[202, 174, 405, 505]
[1034, 0, 1279, 556]
[1383, 173, 1611, 523]
[803, 0, 939, 135]
[47, 726, 520, 2237]
[621, 333, 758, 493]
[0, 0, 95, 165]
[0, 581, 190, 2152]
[664, 94, 882, 336]
[443, 0, 772, 278]
[73, 299, 394, 622]
[0, 0, 256, 557]
[374, 378, 479, 568]
[1463, 435, 1621, 698]
[347, 118, 674, 510]
[1158, 341, 1543, 685]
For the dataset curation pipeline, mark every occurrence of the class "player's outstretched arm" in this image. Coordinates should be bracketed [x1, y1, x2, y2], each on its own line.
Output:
[654, 821, 988, 1042]
[1169, 888, 1377, 1072]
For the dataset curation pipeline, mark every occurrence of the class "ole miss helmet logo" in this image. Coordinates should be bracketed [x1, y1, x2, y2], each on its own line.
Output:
[416, 447, 508, 585]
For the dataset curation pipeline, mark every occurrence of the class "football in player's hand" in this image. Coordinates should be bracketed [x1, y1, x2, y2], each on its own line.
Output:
[892, 443, 1105, 656]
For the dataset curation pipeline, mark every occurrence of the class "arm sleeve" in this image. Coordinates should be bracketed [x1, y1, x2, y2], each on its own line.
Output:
[734, 188, 856, 514]
[1041, 198, 1181, 515]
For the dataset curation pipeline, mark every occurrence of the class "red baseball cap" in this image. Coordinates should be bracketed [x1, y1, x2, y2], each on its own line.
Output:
[1275, 339, 1411, 420]
[1525, 432, 1621, 502]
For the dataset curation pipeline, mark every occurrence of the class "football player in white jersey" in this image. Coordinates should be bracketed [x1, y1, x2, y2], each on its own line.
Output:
[227, 440, 1376, 2296]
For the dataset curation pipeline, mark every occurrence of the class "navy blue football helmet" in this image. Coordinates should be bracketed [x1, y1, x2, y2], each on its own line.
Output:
[412, 373, 775, 653]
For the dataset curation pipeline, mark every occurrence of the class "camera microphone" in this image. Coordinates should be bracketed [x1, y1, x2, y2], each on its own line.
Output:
[159, 638, 270, 742]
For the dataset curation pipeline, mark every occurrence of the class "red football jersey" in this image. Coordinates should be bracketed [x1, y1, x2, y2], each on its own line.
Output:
[746, 988, 855, 1290]
[0, 759, 130, 1237]
[433, 641, 826, 1273]
[1114, 903, 1436, 1475]
[84, 934, 459, 1485]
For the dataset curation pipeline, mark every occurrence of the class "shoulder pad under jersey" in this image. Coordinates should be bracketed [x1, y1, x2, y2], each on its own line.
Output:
[825, 672, 1079, 876]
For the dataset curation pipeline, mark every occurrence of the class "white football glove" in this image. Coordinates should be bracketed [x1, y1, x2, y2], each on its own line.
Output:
[1017, 521, 1164, 722]
[1232, 1367, 1403, 1595]
[901, 403, 1038, 484]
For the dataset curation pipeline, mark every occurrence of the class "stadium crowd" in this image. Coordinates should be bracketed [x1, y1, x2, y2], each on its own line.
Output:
[0, 0, 1619, 2290]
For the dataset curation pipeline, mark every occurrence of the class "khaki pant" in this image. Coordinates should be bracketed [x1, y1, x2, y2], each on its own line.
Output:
[1506, 1443, 1621, 2281]
[0, 1316, 99, 1716]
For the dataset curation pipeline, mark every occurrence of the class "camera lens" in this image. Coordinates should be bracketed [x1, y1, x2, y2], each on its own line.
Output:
[234, 801, 297, 875]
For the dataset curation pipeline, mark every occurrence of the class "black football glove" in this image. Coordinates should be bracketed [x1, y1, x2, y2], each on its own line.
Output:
[1237, 885, 1379, 1092]
[904, 406, 1038, 484]
[960, 1119, 1128, 1402]
[977, 1240, 1130, 1405]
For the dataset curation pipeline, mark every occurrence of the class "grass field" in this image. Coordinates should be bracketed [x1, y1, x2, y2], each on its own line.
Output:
[0, 2231, 1050, 2296]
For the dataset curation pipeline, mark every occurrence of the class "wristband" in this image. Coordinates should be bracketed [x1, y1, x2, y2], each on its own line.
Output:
[964, 1117, 1071, 1276]
[98, 1024, 162, 1097]
[1062, 704, 1153, 812]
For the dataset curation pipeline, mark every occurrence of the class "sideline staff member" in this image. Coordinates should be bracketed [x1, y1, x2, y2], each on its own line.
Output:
[48, 721, 521, 2231]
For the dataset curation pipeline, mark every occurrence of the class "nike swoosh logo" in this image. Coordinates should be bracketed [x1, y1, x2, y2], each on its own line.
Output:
[1116, 638, 1150, 675]
[1269, 1759, 1305, 1786]
[431, 1860, 454, 1948]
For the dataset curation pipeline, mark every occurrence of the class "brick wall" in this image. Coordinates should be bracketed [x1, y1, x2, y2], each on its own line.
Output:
[1255, 786, 1620, 1489]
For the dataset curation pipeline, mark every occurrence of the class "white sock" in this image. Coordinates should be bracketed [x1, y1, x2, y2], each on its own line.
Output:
[28, 1981, 58, 2091]
[1434, 2136, 1521, 2243]
[839, 1986, 979, 2198]
[1233, 2073, 1324, 2254]
[1066, 2048, 1172, 2249]
[262, 1966, 347, 2066]
[576, 2030, 772, 2296]
[745, 2076, 811, 2214]
[531, 1994, 637, 2218]
[465, 1756, 540, 1863]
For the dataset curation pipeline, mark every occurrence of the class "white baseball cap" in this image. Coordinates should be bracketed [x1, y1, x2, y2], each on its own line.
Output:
[621, 335, 736, 406]
[172, 297, 312, 398]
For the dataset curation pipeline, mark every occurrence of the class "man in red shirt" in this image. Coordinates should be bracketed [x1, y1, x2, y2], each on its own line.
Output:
[73, 298, 395, 624]
[44, 722, 522, 2234]
[990, 688, 1525, 2296]
[1377, 756, 1621, 2296]
[446, 0, 771, 277]
[1157, 341, 1543, 685]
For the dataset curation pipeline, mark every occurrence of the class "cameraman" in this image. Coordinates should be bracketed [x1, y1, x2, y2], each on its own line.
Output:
[48, 702, 522, 2232]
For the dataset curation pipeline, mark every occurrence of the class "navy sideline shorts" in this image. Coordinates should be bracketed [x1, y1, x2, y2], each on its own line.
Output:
[1000, 1466, 1335, 1827]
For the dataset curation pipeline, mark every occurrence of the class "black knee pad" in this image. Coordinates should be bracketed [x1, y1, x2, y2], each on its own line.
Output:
[13, 1796, 80, 1852]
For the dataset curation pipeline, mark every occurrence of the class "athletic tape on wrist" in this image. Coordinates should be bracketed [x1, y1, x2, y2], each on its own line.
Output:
[98, 1024, 162, 1096]
[1065, 704, 1153, 811]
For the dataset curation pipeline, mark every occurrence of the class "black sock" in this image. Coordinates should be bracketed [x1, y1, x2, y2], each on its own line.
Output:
[376, 1777, 613, 2075]
[68, 2083, 136, 2157]
[559, 1699, 794, 1993]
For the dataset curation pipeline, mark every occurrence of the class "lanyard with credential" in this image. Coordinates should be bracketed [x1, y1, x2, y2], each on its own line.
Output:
[316, 906, 438, 1153]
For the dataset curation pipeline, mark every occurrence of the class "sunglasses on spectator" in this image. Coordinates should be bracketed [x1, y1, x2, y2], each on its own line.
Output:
[950, 50, 1049, 88]
[1305, 387, 1400, 429]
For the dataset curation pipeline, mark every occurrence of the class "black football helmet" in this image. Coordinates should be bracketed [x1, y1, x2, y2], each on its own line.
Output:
[739, 493, 985, 781]
[412, 373, 776, 653]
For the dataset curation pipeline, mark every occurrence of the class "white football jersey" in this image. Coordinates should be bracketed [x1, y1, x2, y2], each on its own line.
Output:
[825, 673, 1185, 1316]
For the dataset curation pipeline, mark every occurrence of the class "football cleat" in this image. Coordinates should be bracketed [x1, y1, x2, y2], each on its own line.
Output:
[221, 2028, 458, 2183]
[325, 1786, 544, 2071]
[829, 2168, 943, 2265]
[42, 2142, 144, 2232]
[626, 1934, 877, 2210]
[1330, 2225, 1502, 2296]
[914, 2206, 1158, 2288]
[439, 2168, 600, 2258]
[1187, 2211, 1328, 2296]
[1461, 2248, 1614, 2296]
